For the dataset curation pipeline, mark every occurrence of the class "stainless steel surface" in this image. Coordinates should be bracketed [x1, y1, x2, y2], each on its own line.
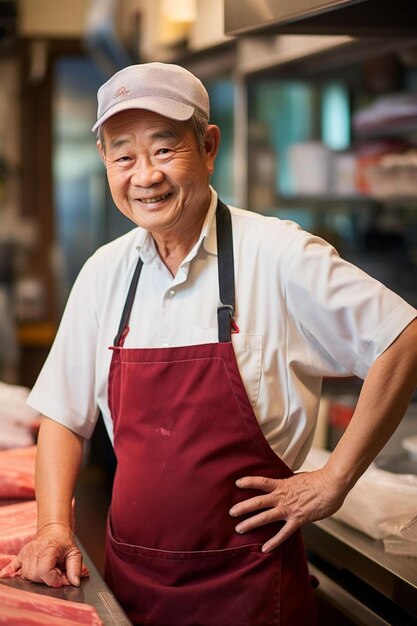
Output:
[0, 544, 132, 626]
[304, 518, 417, 620]
[224, 0, 417, 36]
[308, 562, 392, 626]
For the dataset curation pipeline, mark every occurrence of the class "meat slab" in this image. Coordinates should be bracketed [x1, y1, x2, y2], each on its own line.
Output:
[0, 501, 37, 554]
[0, 583, 103, 625]
[0, 446, 36, 499]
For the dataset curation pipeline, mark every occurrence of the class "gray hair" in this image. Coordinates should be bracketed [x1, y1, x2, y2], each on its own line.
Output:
[97, 108, 209, 154]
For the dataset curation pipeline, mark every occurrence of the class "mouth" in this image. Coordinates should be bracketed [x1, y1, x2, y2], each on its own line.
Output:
[139, 193, 171, 204]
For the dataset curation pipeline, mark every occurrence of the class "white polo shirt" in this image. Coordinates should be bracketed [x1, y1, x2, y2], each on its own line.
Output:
[27, 188, 416, 469]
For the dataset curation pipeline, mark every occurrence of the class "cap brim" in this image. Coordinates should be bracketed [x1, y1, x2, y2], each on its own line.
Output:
[92, 96, 195, 132]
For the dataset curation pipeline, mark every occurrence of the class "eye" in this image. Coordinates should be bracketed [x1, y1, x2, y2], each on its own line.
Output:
[116, 155, 132, 162]
[155, 148, 173, 157]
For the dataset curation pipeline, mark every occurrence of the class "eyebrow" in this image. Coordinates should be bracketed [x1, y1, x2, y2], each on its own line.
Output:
[108, 138, 130, 150]
[108, 129, 179, 151]
[150, 130, 178, 141]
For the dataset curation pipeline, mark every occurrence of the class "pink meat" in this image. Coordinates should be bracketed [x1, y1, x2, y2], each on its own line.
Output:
[0, 584, 103, 625]
[0, 446, 36, 499]
[0, 501, 37, 554]
[0, 554, 19, 576]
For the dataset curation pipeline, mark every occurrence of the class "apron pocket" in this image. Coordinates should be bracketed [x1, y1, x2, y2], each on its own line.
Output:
[106, 521, 281, 626]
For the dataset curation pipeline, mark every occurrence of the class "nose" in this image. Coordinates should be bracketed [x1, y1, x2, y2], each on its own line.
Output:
[130, 157, 164, 187]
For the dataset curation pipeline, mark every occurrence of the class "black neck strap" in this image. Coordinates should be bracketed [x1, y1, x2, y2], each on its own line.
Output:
[216, 199, 235, 343]
[113, 256, 144, 346]
[114, 197, 235, 346]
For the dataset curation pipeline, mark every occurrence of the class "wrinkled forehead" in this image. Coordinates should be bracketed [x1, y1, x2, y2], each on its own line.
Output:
[99, 109, 193, 145]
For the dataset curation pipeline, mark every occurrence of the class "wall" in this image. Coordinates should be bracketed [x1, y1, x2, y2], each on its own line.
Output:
[18, 0, 91, 38]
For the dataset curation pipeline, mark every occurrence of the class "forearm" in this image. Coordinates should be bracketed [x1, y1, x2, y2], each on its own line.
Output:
[36, 416, 84, 531]
[324, 318, 417, 495]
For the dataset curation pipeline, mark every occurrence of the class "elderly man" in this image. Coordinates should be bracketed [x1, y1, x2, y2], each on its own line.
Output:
[2, 62, 417, 626]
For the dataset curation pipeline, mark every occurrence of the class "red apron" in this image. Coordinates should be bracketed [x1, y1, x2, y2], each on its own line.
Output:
[105, 200, 318, 626]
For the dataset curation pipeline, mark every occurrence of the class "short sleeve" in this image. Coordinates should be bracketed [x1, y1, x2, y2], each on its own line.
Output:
[27, 257, 100, 438]
[284, 234, 417, 379]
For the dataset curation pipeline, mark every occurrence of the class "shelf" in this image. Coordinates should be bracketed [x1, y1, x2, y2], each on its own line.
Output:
[273, 194, 417, 209]
[353, 118, 417, 142]
[303, 518, 417, 621]
[274, 194, 379, 208]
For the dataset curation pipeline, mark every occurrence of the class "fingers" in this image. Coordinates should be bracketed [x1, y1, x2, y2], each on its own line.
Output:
[64, 546, 83, 587]
[39, 567, 65, 588]
[230, 478, 301, 553]
[2, 534, 84, 588]
[17, 546, 56, 587]
[229, 476, 278, 518]
[262, 520, 300, 553]
[229, 472, 332, 553]
[236, 476, 278, 493]
[30, 544, 82, 588]
[0, 554, 22, 578]
[35, 549, 65, 587]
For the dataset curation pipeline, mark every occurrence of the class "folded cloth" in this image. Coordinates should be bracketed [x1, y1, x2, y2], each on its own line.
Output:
[0, 382, 41, 450]
[353, 92, 417, 135]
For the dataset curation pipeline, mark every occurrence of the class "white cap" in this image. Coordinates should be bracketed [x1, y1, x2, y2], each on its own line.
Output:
[92, 62, 209, 132]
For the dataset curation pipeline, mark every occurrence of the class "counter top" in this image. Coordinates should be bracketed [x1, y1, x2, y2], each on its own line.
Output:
[0, 543, 132, 626]
[303, 518, 417, 621]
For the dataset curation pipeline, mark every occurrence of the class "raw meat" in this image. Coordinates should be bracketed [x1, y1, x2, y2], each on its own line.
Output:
[0, 446, 36, 499]
[0, 583, 103, 625]
[0, 554, 17, 574]
[0, 501, 37, 554]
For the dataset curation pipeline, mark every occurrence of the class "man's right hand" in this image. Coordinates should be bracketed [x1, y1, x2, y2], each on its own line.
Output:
[0, 522, 83, 587]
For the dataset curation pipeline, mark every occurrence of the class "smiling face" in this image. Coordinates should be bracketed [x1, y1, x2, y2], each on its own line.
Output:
[98, 109, 220, 243]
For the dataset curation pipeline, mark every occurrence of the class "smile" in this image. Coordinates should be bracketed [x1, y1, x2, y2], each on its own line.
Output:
[140, 193, 171, 204]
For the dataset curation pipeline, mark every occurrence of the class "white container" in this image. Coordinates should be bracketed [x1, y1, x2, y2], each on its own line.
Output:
[288, 141, 331, 195]
[332, 151, 358, 196]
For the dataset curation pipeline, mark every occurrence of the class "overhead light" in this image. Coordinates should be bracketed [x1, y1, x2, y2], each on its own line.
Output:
[161, 0, 197, 24]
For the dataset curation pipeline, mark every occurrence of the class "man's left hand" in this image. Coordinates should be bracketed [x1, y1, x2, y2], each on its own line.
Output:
[229, 469, 345, 553]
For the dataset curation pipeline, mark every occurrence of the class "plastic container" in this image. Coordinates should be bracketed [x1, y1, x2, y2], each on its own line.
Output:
[288, 141, 331, 195]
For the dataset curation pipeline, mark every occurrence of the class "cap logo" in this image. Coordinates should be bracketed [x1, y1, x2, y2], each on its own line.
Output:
[115, 86, 130, 98]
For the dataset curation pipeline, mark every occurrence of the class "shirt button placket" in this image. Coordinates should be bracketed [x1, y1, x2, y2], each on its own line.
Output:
[161, 288, 176, 347]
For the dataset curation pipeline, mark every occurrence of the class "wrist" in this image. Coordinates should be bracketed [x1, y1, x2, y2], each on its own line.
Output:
[321, 457, 355, 499]
[37, 520, 72, 534]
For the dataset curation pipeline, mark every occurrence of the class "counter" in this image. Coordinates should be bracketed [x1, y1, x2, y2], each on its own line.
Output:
[0, 542, 132, 626]
[303, 518, 417, 625]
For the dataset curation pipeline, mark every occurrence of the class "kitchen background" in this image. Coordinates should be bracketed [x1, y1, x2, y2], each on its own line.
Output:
[1, 1, 417, 621]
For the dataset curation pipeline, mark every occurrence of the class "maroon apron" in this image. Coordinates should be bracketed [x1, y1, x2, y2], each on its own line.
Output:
[105, 200, 318, 626]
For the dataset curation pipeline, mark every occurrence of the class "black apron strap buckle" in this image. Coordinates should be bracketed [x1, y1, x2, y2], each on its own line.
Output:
[217, 304, 234, 343]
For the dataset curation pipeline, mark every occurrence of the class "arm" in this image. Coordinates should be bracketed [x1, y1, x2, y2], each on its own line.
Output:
[0, 417, 84, 586]
[229, 317, 417, 552]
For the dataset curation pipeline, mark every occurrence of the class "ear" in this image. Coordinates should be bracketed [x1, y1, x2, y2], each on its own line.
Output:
[204, 125, 221, 175]
[97, 140, 106, 164]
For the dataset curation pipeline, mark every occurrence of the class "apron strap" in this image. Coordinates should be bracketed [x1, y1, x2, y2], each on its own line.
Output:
[114, 257, 144, 346]
[216, 199, 235, 343]
[114, 197, 235, 346]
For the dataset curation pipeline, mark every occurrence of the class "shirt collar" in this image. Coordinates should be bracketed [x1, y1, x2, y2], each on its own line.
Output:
[202, 186, 218, 256]
[135, 186, 220, 262]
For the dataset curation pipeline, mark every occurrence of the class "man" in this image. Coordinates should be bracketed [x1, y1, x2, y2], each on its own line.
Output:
[2, 62, 417, 626]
